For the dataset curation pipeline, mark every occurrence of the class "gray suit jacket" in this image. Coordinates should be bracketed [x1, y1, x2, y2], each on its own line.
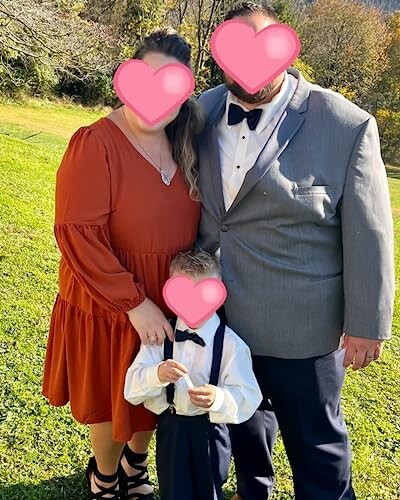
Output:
[196, 67, 394, 358]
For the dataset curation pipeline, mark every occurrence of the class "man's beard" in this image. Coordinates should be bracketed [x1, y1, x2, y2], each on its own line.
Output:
[225, 77, 274, 104]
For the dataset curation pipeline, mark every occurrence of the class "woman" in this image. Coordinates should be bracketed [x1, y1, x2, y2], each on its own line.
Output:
[42, 28, 203, 499]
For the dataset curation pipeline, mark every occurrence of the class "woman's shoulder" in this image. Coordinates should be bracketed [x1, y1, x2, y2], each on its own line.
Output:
[68, 117, 111, 149]
[72, 112, 128, 140]
[62, 117, 130, 176]
[59, 118, 122, 173]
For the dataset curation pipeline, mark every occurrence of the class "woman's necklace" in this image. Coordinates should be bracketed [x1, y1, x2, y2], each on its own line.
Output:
[121, 107, 171, 186]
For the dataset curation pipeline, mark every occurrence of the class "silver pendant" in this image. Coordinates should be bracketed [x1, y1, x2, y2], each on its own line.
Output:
[160, 169, 171, 186]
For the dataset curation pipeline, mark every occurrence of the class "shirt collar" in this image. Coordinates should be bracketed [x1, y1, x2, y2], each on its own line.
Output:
[175, 313, 221, 346]
[224, 71, 289, 134]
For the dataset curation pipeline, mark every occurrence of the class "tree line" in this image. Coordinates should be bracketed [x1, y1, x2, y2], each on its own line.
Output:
[0, 0, 399, 163]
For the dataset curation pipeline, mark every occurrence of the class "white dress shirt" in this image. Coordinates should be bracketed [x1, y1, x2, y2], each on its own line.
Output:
[124, 313, 262, 424]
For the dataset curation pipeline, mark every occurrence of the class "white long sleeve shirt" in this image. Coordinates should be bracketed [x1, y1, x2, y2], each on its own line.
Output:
[124, 313, 262, 424]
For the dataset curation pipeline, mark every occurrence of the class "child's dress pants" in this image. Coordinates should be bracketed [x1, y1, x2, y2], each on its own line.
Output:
[156, 411, 230, 499]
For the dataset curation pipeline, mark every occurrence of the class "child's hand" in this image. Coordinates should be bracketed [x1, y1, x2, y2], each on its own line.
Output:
[157, 359, 188, 384]
[188, 384, 216, 409]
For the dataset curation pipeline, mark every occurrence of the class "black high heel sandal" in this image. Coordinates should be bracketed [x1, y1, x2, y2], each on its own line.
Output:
[86, 456, 121, 499]
[118, 444, 155, 500]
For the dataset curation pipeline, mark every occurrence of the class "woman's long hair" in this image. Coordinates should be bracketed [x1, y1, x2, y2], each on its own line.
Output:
[133, 28, 203, 201]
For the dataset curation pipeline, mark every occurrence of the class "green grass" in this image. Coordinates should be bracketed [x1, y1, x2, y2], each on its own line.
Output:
[0, 101, 399, 500]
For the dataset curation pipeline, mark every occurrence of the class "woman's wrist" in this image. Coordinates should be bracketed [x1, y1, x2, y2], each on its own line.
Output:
[126, 296, 147, 317]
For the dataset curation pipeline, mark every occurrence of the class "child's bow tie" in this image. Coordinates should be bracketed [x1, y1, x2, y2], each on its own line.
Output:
[175, 329, 206, 347]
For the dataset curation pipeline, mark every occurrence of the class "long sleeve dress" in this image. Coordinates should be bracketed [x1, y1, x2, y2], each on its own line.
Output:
[42, 117, 201, 442]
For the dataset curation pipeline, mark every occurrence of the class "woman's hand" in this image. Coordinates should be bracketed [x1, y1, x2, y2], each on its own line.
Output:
[127, 298, 174, 345]
[157, 360, 188, 384]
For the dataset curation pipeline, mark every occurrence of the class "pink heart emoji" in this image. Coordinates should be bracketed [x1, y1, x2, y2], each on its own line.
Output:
[211, 20, 301, 94]
[163, 276, 227, 328]
[113, 60, 195, 126]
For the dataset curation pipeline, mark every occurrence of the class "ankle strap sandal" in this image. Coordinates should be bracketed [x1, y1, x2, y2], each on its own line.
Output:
[86, 456, 121, 499]
[118, 445, 155, 500]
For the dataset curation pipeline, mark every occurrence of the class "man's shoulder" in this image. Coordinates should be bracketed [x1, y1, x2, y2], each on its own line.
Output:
[197, 84, 227, 110]
[308, 82, 371, 127]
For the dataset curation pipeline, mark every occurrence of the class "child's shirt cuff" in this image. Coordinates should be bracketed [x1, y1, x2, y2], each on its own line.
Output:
[208, 386, 225, 413]
[146, 363, 170, 389]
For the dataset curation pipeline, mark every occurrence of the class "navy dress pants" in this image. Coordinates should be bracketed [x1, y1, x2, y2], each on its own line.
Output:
[156, 411, 231, 500]
[229, 348, 356, 500]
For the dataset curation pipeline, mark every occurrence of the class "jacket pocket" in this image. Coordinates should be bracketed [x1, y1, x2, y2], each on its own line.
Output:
[292, 184, 338, 222]
[292, 184, 336, 196]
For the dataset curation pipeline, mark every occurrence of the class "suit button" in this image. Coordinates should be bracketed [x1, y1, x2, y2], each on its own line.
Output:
[221, 225, 229, 232]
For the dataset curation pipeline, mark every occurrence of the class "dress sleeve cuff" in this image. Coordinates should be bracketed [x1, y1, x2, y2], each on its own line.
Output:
[208, 386, 225, 413]
[122, 282, 146, 313]
[146, 363, 170, 389]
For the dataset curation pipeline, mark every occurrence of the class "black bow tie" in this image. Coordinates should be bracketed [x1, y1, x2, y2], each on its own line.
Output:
[175, 329, 206, 347]
[228, 103, 263, 131]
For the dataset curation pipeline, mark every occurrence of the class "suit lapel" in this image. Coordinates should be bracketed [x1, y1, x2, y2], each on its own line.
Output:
[199, 92, 227, 220]
[198, 125, 225, 220]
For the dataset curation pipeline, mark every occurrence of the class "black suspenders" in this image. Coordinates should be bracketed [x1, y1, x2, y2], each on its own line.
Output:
[163, 318, 226, 412]
[164, 318, 176, 410]
[208, 321, 225, 386]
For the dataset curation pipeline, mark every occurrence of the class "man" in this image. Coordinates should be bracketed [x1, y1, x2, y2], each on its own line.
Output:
[196, 2, 395, 499]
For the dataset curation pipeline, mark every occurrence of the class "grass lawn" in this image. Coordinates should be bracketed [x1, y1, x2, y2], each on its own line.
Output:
[0, 100, 399, 500]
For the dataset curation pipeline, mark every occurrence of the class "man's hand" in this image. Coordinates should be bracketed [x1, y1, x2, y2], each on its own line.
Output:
[157, 360, 188, 384]
[188, 384, 216, 409]
[342, 335, 384, 370]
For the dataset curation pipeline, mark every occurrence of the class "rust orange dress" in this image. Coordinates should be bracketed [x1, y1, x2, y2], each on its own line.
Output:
[42, 117, 201, 442]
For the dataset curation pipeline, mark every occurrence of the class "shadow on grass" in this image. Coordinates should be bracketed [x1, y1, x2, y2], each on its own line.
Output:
[0, 472, 86, 500]
[386, 166, 400, 179]
[0, 474, 237, 500]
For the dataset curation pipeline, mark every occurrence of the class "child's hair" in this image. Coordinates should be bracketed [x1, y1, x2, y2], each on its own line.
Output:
[169, 248, 221, 278]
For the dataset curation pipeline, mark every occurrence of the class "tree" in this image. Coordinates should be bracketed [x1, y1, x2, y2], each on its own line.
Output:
[172, 0, 231, 91]
[375, 11, 400, 112]
[299, 0, 391, 109]
[0, 0, 116, 96]
[272, 0, 308, 28]
[374, 11, 400, 164]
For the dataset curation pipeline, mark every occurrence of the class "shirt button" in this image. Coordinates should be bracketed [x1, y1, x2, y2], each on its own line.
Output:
[221, 225, 229, 232]
[242, 136, 246, 139]
[236, 165, 241, 169]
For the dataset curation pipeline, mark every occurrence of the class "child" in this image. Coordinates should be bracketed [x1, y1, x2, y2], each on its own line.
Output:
[124, 248, 262, 500]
